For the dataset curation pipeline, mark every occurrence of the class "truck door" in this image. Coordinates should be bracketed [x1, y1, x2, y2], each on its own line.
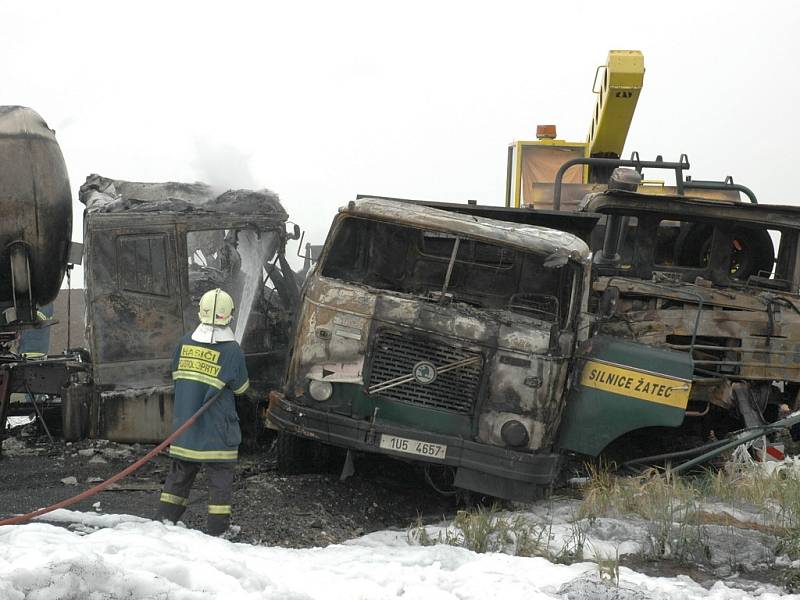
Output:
[85, 223, 184, 390]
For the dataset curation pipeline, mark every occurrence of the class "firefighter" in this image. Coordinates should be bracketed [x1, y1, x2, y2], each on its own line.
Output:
[156, 288, 250, 536]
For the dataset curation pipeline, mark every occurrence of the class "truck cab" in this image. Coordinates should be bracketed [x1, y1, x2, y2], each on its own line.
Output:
[269, 198, 592, 500]
[81, 178, 297, 443]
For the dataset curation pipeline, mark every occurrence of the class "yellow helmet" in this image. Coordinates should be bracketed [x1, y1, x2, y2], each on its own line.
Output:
[198, 288, 235, 326]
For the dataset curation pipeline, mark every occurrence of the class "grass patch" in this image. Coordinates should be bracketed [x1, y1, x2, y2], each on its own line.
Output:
[408, 505, 550, 558]
[596, 551, 621, 586]
[407, 503, 596, 563]
[698, 462, 800, 532]
[405, 455, 800, 591]
[579, 459, 800, 564]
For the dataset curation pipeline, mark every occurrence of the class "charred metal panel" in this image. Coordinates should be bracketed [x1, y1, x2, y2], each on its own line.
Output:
[583, 192, 800, 230]
[594, 277, 800, 386]
[5, 359, 83, 395]
[363, 196, 602, 244]
[289, 279, 374, 383]
[599, 306, 800, 383]
[481, 350, 569, 450]
[339, 198, 591, 265]
[373, 295, 490, 342]
[98, 388, 174, 443]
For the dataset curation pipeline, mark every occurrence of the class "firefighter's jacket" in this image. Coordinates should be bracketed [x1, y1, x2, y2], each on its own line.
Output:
[169, 334, 250, 462]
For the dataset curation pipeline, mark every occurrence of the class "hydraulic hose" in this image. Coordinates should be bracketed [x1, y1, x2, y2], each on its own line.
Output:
[0, 387, 224, 527]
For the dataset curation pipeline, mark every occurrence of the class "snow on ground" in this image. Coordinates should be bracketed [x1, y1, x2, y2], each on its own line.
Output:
[407, 498, 793, 573]
[6, 416, 33, 428]
[0, 509, 796, 599]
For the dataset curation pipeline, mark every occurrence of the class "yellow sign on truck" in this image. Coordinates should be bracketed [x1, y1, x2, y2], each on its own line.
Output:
[579, 358, 691, 409]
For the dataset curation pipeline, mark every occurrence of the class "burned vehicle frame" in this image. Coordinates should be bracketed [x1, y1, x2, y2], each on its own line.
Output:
[556, 190, 800, 454]
[414, 160, 800, 460]
[77, 184, 299, 444]
[269, 198, 597, 500]
[268, 177, 800, 499]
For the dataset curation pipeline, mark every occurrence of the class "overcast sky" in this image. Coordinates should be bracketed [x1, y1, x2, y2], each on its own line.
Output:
[5, 0, 800, 274]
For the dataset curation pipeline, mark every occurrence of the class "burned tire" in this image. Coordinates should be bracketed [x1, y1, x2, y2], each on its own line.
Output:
[276, 431, 343, 474]
[728, 227, 774, 280]
[675, 224, 713, 268]
[276, 431, 320, 475]
[235, 396, 262, 451]
[677, 224, 774, 280]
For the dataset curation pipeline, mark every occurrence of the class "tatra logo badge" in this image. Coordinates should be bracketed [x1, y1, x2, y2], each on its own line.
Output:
[412, 361, 437, 385]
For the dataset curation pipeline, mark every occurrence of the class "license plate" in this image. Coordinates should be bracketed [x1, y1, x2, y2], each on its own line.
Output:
[379, 434, 447, 459]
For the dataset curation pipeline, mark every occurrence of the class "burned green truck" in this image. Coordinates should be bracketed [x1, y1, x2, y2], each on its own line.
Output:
[268, 198, 701, 499]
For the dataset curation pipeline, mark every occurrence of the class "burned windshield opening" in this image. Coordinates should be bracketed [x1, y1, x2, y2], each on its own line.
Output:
[321, 217, 576, 326]
[186, 227, 294, 352]
[605, 212, 788, 289]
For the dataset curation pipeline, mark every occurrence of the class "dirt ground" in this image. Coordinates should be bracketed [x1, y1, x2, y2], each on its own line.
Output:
[0, 421, 456, 546]
[3, 419, 799, 594]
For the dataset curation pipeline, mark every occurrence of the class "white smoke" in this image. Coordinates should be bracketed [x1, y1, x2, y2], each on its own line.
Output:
[234, 229, 278, 344]
[189, 139, 291, 344]
[190, 138, 259, 192]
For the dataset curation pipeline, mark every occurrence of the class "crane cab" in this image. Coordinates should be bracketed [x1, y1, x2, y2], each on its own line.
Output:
[505, 50, 645, 210]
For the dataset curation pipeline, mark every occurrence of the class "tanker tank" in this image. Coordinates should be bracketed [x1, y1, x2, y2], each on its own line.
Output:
[0, 106, 72, 320]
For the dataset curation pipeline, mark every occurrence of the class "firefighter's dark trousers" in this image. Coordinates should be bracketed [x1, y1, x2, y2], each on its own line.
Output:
[156, 458, 235, 536]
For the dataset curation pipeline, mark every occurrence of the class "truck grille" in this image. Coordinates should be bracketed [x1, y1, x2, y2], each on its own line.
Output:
[368, 329, 483, 414]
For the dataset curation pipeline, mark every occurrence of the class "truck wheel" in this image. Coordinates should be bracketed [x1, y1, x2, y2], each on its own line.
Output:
[235, 396, 261, 451]
[677, 224, 774, 280]
[276, 431, 318, 474]
[728, 227, 774, 280]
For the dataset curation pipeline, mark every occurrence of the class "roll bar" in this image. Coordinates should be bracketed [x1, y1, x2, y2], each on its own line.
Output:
[552, 153, 758, 210]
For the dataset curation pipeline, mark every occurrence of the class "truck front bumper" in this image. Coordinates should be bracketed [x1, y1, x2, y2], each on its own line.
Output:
[269, 397, 563, 491]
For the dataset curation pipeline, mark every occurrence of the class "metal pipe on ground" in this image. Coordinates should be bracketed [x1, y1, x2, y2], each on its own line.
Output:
[669, 410, 800, 475]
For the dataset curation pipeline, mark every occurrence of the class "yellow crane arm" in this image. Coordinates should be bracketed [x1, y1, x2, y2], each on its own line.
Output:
[586, 50, 645, 160]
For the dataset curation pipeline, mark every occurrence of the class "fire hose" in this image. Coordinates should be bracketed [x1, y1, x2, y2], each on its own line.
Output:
[0, 387, 224, 527]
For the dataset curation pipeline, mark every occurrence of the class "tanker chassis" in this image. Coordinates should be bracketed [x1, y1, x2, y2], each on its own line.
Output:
[0, 106, 88, 445]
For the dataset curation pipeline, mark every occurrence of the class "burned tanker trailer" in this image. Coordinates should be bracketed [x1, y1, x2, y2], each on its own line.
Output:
[0, 107, 73, 318]
[78, 175, 301, 443]
[0, 106, 86, 444]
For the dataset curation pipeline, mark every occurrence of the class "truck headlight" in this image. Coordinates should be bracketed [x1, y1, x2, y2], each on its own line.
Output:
[308, 380, 333, 401]
[501, 420, 530, 447]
